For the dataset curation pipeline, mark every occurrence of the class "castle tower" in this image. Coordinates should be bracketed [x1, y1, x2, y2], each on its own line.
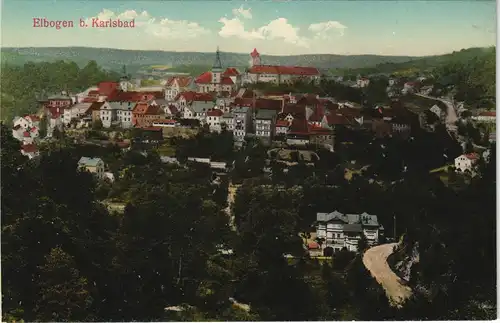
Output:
[250, 48, 261, 66]
[212, 47, 223, 86]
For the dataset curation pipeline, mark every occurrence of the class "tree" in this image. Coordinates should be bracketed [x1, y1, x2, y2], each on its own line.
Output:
[34, 248, 94, 322]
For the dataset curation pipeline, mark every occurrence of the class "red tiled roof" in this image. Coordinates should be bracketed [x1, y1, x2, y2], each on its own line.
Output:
[116, 141, 130, 148]
[220, 77, 235, 85]
[21, 144, 37, 153]
[234, 97, 254, 107]
[465, 153, 479, 160]
[195, 71, 235, 85]
[256, 98, 282, 111]
[27, 115, 41, 122]
[86, 102, 105, 114]
[174, 91, 214, 102]
[133, 102, 148, 114]
[309, 124, 332, 134]
[166, 76, 193, 88]
[308, 105, 325, 122]
[23, 131, 30, 137]
[251, 48, 260, 58]
[88, 90, 100, 96]
[207, 109, 224, 117]
[248, 65, 320, 76]
[283, 104, 305, 115]
[307, 241, 320, 249]
[82, 97, 98, 103]
[195, 72, 212, 84]
[30, 127, 37, 133]
[288, 118, 309, 134]
[133, 103, 162, 115]
[478, 111, 496, 117]
[223, 67, 240, 77]
[98, 82, 120, 96]
[297, 94, 320, 106]
[326, 114, 349, 125]
[167, 105, 179, 114]
[276, 119, 289, 127]
[337, 107, 362, 118]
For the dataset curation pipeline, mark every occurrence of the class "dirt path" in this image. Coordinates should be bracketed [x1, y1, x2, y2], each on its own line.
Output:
[363, 243, 412, 308]
[225, 183, 240, 231]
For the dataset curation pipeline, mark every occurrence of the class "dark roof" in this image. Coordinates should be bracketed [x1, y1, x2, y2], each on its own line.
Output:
[256, 109, 277, 120]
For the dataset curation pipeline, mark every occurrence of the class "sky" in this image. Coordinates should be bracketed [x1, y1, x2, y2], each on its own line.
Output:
[0, 0, 497, 56]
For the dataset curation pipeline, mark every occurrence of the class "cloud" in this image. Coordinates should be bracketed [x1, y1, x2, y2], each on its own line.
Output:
[308, 20, 347, 38]
[146, 19, 210, 39]
[259, 18, 309, 47]
[218, 17, 264, 40]
[232, 6, 252, 19]
[86, 9, 209, 39]
[218, 14, 309, 47]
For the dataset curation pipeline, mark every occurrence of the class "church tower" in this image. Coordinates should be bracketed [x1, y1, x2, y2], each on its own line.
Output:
[120, 65, 130, 92]
[250, 48, 261, 66]
[212, 47, 223, 88]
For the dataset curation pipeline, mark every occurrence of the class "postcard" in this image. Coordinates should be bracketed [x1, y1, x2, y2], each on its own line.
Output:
[1, 0, 496, 322]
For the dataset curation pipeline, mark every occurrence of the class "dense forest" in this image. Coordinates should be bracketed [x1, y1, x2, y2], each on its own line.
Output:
[0, 60, 120, 123]
[1, 119, 496, 321]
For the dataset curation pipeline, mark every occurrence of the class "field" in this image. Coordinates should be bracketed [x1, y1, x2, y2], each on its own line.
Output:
[150, 65, 171, 70]
[156, 142, 176, 156]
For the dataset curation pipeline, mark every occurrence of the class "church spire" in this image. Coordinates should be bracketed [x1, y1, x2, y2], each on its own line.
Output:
[213, 46, 223, 71]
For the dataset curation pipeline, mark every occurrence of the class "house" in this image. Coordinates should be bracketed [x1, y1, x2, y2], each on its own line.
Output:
[221, 112, 235, 132]
[472, 111, 496, 123]
[148, 98, 169, 110]
[232, 106, 252, 143]
[316, 211, 383, 253]
[100, 101, 135, 128]
[356, 77, 370, 88]
[77, 157, 105, 180]
[152, 119, 178, 128]
[164, 104, 180, 117]
[206, 109, 224, 132]
[309, 125, 334, 151]
[12, 116, 40, 143]
[287, 118, 310, 146]
[184, 101, 214, 123]
[195, 48, 239, 94]
[46, 94, 73, 109]
[402, 82, 418, 94]
[85, 101, 106, 123]
[454, 153, 479, 172]
[132, 103, 163, 128]
[388, 78, 397, 87]
[275, 119, 290, 137]
[254, 109, 277, 145]
[245, 48, 320, 85]
[21, 144, 40, 159]
[164, 76, 194, 101]
[45, 108, 64, 137]
[174, 91, 214, 112]
[63, 102, 93, 126]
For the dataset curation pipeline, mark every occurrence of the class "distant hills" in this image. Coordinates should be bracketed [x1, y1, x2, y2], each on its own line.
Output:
[1, 47, 418, 74]
[337, 47, 496, 77]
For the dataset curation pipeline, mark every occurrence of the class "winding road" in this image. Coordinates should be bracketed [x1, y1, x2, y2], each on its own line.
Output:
[363, 243, 412, 308]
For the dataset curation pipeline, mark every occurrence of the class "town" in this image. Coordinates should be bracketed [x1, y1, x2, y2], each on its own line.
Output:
[2, 34, 496, 323]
